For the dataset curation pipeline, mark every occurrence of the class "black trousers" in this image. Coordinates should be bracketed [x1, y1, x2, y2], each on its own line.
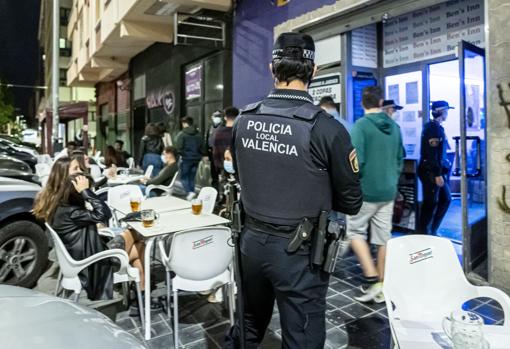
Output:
[224, 228, 330, 349]
[418, 172, 452, 235]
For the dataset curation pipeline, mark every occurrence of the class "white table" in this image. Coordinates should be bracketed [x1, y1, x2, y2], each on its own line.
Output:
[107, 175, 144, 186]
[395, 321, 510, 348]
[110, 195, 191, 216]
[127, 210, 230, 340]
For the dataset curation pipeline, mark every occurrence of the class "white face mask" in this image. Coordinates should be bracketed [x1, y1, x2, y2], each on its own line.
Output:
[212, 117, 222, 126]
[223, 160, 235, 174]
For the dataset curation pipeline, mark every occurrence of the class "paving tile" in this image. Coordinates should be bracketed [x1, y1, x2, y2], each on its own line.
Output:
[325, 327, 348, 349]
[326, 309, 352, 327]
[179, 324, 208, 345]
[117, 317, 136, 331]
[346, 314, 392, 349]
[326, 287, 338, 298]
[340, 302, 375, 319]
[473, 303, 504, 323]
[329, 280, 356, 293]
[146, 334, 173, 349]
[150, 321, 172, 338]
[328, 293, 355, 309]
[268, 315, 280, 332]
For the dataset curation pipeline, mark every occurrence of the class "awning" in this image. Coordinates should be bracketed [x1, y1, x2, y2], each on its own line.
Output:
[44, 101, 89, 121]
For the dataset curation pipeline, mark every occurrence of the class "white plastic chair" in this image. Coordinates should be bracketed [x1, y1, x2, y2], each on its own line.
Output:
[127, 157, 135, 169]
[107, 185, 144, 226]
[46, 223, 144, 327]
[144, 165, 154, 179]
[158, 227, 235, 348]
[383, 235, 510, 348]
[89, 164, 103, 180]
[197, 187, 218, 214]
[146, 171, 179, 198]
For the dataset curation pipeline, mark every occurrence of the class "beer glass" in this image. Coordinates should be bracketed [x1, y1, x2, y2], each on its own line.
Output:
[130, 194, 142, 212]
[191, 199, 203, 215]
[442, 310, 487, 349]
[141, 209, 157, 228]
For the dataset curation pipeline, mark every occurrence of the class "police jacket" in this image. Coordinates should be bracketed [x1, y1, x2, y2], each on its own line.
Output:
[232, 89, 362, 229]
[419, 120, 450, 176]
[50, 189, 113, 301]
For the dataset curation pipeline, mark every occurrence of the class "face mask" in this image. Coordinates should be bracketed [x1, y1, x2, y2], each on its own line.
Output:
[161, 154, 166, 163]
[224, 160, 235, 174]
[212, 117, 222, 126]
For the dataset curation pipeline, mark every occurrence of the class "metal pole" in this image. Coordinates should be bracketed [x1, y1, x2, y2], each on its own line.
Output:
[52, 0, 60, 154]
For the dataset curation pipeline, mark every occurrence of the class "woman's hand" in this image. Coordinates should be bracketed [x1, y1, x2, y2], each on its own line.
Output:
[435, 176, 445, 187]
[72, 175, 90, 193]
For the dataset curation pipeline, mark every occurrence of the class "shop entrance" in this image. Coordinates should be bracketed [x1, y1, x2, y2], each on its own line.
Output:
[426, 42, 487, 278]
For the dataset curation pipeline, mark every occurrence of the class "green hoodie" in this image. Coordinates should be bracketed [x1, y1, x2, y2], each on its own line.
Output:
[350, 112, 404, 202]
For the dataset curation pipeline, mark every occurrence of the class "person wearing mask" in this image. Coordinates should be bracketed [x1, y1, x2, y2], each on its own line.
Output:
[319, 95, 351, 132]
[175, 117, 206, 201]
[212, 107, 239, 192]
[347, 86, 404, 303]
[139, 146, 179, 197]
[114, 140, 132, 165]
[382, 100, 404, 119]
[206, 110, 223, 190]
[418, 101, 454, 235]
[139, 123, 164, 177]
[224, 33, 362, 348]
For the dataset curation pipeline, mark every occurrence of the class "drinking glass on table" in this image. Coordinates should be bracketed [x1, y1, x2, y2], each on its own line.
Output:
[191, 199, 203, 215]
[442, 310, 487, 349]
[141, 209, 158, 228]
[130, 194, 142, 212]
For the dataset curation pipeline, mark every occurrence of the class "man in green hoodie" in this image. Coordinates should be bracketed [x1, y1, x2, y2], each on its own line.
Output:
[348, 86, 404, 303]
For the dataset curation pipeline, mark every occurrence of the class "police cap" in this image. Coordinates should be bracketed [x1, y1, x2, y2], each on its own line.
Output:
[382, 100, 403, 110]
[272, 32, 315, 61]
[431, 100, 454, 112]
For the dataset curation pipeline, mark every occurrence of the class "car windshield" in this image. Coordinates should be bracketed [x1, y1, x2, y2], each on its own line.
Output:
[0, 157, 30, 172]
[0, 135, 21, 145]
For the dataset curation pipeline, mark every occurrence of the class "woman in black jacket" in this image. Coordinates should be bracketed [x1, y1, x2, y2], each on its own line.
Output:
[139, 123, 164, 177]
[48, 173, 146, 301]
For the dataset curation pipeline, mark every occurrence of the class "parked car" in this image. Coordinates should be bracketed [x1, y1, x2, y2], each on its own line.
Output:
[0, 136, 39, 156]
[0, 139, 37, 171]
[0, 285, 147, 349]
[0, 155, 39, 184]
[0, 177, 47, 288]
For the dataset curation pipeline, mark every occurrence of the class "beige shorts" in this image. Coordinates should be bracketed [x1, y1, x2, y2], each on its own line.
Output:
[346, 201, 394, 246]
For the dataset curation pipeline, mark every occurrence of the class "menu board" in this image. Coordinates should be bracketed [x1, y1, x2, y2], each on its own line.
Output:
[383, 0, 484, 67]
[309, 73, 341, 104]
[352, 24, 378, 68]
[185, 64, 202, 100]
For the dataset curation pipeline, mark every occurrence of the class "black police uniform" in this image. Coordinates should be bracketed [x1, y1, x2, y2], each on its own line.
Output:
[418, 119, 452, 234]
[223, 86, 362, 349]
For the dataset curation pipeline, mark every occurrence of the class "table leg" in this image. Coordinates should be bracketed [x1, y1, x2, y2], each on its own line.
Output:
[144, 237, 155, 340]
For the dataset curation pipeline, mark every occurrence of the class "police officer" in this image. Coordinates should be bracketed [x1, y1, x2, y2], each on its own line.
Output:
[224, 33, 362, 349]
[418, 100, 454, 235]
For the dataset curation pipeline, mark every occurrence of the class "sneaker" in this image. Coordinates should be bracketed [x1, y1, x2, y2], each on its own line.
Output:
[186, 192, 196, 201]
[373, 291, 385, 304]
[359, 284, 370, 294]
[354, 282, 382, 303]
[207, 289, 223, 304]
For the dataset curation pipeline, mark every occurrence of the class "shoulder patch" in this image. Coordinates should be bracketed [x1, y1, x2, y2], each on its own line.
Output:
[349, 149, 359, 173]
[428, 138, 441, 147]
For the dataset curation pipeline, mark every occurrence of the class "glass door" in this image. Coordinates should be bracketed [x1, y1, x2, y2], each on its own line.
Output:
[459, 41, 487, 278]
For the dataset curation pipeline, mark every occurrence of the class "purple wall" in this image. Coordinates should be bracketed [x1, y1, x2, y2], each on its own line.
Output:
[232, 0, 335, 107]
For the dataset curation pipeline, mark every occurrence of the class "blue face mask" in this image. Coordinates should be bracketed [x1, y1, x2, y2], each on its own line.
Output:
[224, 160, 235, 174]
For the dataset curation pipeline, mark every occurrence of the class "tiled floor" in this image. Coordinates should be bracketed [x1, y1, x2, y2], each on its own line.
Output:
[116, 252, 506, 349]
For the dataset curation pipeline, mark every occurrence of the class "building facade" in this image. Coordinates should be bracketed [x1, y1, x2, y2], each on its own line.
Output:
[38, 0, 96, 154]
[66, 0, 231, 156]
[232, 0, 510, 293]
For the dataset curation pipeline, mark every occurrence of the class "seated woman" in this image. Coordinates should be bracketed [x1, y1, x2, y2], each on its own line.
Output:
[34, 171, 146, 308]
[139, 146, 178, 197]
[71, 151, 116, 190]
[105, 145, 128, 168]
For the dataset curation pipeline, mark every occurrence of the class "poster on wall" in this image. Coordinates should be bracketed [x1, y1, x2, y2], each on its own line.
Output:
[309, 73, 341, 104]
[351, 24, 378, 68]
[185, 64, 202, 100]
[383, 0, 484, 67]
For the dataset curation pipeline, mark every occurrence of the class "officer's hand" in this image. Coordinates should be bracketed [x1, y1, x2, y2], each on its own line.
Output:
[435, 176, 445, 187]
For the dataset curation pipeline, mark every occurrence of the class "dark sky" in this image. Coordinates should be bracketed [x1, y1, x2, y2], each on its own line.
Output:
[0, 0, 41, 123]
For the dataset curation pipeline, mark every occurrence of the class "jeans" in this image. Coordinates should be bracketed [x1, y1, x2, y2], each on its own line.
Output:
[142, 153, 163, 177]
[180, 160, 200, 194]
